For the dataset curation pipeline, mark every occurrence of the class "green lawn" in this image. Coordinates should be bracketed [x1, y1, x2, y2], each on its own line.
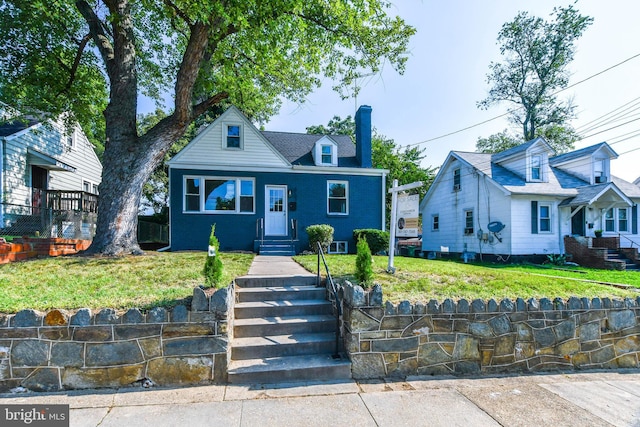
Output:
[0, 251, 254, 313]
[294, 255, 640, 303]
[2, 252, 638, 313]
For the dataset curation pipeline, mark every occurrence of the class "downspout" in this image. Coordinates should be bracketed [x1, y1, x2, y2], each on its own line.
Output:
[558, 203, 563, 254]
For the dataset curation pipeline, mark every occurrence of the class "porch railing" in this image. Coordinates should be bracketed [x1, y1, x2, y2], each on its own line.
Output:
[618, 233, 639, 249]
[46, 191, 98, 213]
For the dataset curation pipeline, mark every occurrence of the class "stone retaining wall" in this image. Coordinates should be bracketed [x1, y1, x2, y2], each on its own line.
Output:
[341, 282, 640, 379]
[0, 286, 231, 392]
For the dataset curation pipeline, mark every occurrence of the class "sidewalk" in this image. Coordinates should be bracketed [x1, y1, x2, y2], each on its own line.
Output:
[243, 255, 315, 277]
[2, 371, 640, 426]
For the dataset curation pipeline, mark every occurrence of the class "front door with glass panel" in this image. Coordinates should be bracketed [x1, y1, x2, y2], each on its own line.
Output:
[265, 185, 287, 236]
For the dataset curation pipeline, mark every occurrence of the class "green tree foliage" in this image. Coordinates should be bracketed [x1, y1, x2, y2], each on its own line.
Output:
[355, 237, 374, 287]
[477, 5, 592, 152]
[0, 0, 414, 255]
[138, 108, 223, 214]
[307, 116, 436, 224]
[203, 224, 223, 287]
[306, 224, 334, 254]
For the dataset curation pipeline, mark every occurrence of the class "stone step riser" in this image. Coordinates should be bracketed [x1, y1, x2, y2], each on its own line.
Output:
[236, 276, 318, 288]
[232, 340, 335, 360]
[228, 364, 351, 384]
[234, 304, 333, 319]
[236, 289, 325, 302]
[233, 320, 336, 338]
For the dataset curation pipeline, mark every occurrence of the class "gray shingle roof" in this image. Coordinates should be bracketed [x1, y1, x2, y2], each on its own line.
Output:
[491, 137, 549, 162]
[260, 131, 359, 167]
[0, 118, 40, 137]
[549, 142, 617, 165]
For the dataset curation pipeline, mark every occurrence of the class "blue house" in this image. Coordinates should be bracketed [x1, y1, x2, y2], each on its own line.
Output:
[168, 105, 387, 254]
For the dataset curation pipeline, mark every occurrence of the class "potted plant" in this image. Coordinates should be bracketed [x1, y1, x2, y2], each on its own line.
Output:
[594, 230, 603, 238]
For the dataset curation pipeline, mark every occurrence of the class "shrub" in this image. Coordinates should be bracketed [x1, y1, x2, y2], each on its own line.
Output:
[306, 224, 334, 253]
[203, 224, 224, 287]
[355, 237, 374, 287]
[353, 229, 390, 254]
[547, 253, 567, 266]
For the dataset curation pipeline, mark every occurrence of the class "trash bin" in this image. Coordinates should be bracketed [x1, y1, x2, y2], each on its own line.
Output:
[407, 246, 417, 257]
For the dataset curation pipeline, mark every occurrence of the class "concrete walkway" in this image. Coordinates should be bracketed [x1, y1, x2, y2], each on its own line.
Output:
[244, 255, 315, 277]
[2, 371, 640, 426]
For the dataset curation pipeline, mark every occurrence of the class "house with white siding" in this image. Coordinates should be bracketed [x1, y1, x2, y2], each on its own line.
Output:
[420, 137, 640, 266]
[0, 111, 102, 239]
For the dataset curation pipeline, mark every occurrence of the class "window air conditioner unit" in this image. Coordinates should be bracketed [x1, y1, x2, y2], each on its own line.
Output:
[453, 184, 461, 191]
[464, 227, 474, 235]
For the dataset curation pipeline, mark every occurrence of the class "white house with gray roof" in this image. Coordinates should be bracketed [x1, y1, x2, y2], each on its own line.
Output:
[420, 137, 640, 261]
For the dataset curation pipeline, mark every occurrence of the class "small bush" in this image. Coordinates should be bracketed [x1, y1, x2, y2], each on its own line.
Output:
[353, 229, 390, 254]
[203, 224, 224, 287]
[355, 237, 374, 287]
[306, 224, 334, 253]
[547, 253, 567, 266]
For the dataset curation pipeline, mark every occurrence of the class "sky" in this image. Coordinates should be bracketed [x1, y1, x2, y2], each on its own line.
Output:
[263, 0, 640, 183]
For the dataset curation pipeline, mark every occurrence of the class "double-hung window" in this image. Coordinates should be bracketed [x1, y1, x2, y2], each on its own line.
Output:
[464, 210, 473, 235]
[432, 214, 439, 231]
[539, 204, 551, 232]
[327, 181, 348, 215]
[225, 124, 241, 149]
[321, 145, 333, 164]
[453, 168, 461, 191]
[184, 177, 254, 213]
[605, 208, 629, 232]
[531, 155, 541, 181]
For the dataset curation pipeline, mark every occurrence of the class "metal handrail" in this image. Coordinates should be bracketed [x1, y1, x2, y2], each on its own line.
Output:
[618, 233, 639, 249]
[316, 242, 341, 358]
[256, 218, 264, 245]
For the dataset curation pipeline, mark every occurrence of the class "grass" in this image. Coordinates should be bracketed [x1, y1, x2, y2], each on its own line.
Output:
[0, 251, 254, 313]
[294, 255, 640, 303]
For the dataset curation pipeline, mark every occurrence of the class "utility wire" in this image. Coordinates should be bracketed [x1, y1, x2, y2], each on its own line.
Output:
[405, 52, 640, 148]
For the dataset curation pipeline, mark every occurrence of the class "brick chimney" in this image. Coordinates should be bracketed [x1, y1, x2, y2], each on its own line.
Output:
[355, 105, 372, 168]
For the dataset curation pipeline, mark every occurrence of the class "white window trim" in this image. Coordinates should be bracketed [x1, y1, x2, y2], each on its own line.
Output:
[530, 154, 542, 182]
[604, 207, 629, 233]
[464, 209, 474, 235]
[327, 180, 349, 215]
[223, 123, 243, 150]
[453, 168, 461, 191]
[538, 203, 552, 233]
[313, 139, 338, 167]
[432, 214, 439, 231]
[66, 129, 76, 150]
[183, 176, 255, 214]
[321, 144, 335, 165]
[328, 241, 348, 254]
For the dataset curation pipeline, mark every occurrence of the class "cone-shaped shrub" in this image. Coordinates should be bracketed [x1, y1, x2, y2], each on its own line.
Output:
[203, 224, 224, 287]
[355, 236, 374, 288]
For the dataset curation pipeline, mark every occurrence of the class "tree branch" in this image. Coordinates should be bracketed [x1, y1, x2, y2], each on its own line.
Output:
[192, 91, 229, 118]
[75, 1, 114, 67]
[162, 0, 193, 26]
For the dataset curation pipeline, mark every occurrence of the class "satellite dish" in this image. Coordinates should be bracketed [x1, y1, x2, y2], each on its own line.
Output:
[488, 221, 505, 233]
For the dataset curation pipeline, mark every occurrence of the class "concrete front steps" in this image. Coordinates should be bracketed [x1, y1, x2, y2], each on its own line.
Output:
[228, 276, 351, 384]
[255, 239, 296, 256]
[606, 249, 640, 271]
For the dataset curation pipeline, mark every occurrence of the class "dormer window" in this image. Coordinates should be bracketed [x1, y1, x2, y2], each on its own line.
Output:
[225, 124, 242, 149]
[531, 155, 541, 181]
[321, 145, 333, 164]
[594, 159, 606, 183]
[312, 137, 337, 166]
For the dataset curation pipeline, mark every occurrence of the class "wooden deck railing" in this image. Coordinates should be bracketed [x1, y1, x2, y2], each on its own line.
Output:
[45, 190, 98, 213]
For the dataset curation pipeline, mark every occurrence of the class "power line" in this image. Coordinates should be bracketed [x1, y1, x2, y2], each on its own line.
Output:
[405, 52, 640, 148]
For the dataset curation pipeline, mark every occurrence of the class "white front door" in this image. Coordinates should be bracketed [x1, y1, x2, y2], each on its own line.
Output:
[265, 185, 287, 236]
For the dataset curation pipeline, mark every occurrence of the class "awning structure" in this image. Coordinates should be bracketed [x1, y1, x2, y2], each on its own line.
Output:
[560, 182, 632, 210]
[27, 149, 76, 172]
